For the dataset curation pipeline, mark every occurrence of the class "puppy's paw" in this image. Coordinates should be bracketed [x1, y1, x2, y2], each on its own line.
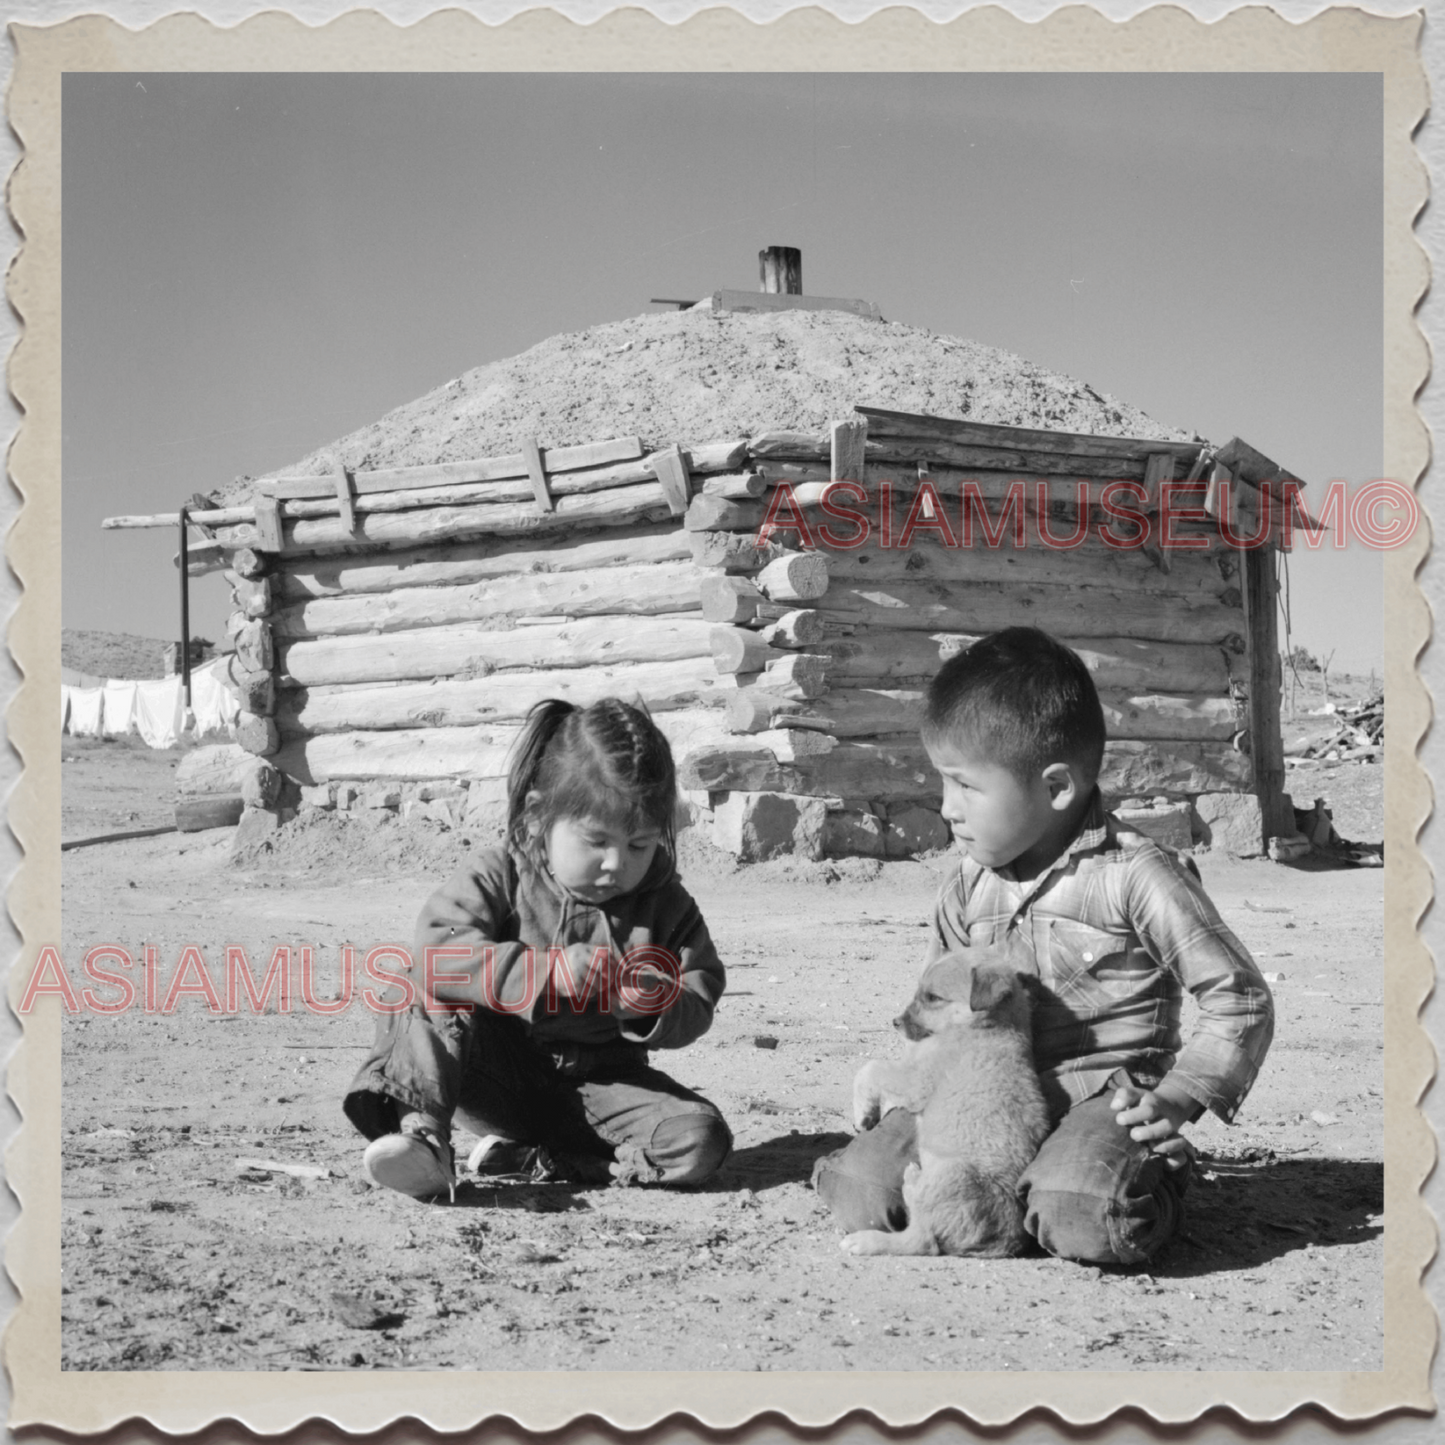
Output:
[852, 1062, 883, 1131]
[840, 1229, 891, 1256]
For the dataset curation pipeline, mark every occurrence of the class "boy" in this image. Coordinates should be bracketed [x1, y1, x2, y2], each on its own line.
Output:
[814, 627, 1274, 1265]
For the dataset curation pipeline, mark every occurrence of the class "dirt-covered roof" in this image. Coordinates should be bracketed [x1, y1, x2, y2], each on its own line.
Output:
[214, 307, 1198, 507]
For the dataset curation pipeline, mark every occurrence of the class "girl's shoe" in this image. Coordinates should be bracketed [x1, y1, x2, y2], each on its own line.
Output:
[364, 1125, 455, 1203]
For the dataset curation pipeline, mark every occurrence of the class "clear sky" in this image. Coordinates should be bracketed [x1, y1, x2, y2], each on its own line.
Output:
[63, 71, 1384, 671]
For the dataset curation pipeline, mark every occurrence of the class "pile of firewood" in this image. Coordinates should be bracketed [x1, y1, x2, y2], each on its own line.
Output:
[1288, 693, 1383, 762]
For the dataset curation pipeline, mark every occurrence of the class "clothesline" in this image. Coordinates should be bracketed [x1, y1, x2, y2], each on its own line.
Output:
[61, 659, 240, 748]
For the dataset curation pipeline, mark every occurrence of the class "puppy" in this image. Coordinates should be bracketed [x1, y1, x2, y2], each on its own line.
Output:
[842, 946, 1050, 1258]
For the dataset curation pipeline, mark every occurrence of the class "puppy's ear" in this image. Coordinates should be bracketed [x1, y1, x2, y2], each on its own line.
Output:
[969, 964, 1014, 1012]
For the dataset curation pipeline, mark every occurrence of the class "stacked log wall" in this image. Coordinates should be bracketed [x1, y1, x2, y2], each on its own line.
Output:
[191, 419, 1274, 858]
[680, 422, 1260, 857]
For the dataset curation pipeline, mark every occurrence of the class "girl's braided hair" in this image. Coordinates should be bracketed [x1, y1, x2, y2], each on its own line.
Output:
[505, 697, 679, 862]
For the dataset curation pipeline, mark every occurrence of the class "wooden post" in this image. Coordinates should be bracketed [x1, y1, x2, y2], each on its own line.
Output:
[334, 460, 357, 535]
[1242, 542, 1292, 847]
[522, 437, 554, 512]
[759, 246, 802, 295]
[178, 508, 192, 710]
[253, 495, 284, 552]
[831, 417, 868, 485]
[651, 444, 692, 516]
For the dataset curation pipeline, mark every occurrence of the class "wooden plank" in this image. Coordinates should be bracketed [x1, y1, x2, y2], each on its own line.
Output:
[334, 462, 357, 535]
[257, 436, 645, 499]
[1212, 436, 1306, 500]
[522, 437, 553, 512]
[271, 560, 704, 639]
[831, 417, 868, 485]
[253, 495, 283, 552]
[278, 615, 715, 687]
[856, 406, 1204, 464]
[1242, 542, 1292, 843]
[1141, 452, 1174, 511]
[652, 443, 692, 516]
[1204, 463, 1237, 531]
[711, 290, 882, 320]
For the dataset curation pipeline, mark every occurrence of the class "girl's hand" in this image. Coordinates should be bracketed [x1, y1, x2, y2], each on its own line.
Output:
[608, 950, 683, 1022]
[551, 943, 614, 1006]
[1109, 1081, 1200, 1170]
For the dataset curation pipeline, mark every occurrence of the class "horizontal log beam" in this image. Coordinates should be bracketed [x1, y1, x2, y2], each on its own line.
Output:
[274, 525, 690, 601]
[271, 560, 703, 639]
[678, 735, 1248, 802]
[811, 578, 1242, 645]
[822, 632, 1232, 694]
[279, 615, 715, 687]
[821, 533, 1230, 597]
[278, 658, 728, 734]
[273, 709, 730, 786]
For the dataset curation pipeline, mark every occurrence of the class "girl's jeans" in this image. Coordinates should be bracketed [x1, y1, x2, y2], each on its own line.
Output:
[344, 1001, 732, 1186]
[811, 1070, 1189, 1265]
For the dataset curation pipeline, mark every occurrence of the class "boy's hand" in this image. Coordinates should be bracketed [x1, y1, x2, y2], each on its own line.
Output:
[1109, 1080, 1200, 1170]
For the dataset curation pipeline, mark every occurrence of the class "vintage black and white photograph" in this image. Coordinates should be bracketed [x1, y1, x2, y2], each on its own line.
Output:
[47, 59, 1395, 1385]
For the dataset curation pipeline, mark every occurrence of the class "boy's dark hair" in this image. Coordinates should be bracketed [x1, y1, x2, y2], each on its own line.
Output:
[506, 697, 678, 863]
[923, 628, 1106, 783]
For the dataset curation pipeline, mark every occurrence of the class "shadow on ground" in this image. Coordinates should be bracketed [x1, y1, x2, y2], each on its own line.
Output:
[711, 1130, 854, 1191]
[1155, 1153, 1383, 1277]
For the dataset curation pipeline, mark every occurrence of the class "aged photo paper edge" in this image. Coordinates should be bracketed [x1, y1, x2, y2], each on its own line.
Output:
[3, 2, 1433, 1433]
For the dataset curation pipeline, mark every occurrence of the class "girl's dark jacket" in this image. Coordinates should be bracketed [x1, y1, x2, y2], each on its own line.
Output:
[408, 842, 726, 1051]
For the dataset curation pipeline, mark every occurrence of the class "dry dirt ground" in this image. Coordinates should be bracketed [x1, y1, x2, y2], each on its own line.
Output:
[52, 732, 1387, 1374]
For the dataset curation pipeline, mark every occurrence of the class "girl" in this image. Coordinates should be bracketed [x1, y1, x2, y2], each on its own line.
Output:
[343, 698, 732, 1200]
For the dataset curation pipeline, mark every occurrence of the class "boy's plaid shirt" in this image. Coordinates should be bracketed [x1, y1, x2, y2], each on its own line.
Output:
[930, 792, 1275, 1122]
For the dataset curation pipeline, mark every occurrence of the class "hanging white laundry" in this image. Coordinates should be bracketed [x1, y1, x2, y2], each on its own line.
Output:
[60, 684, 71, 734]
[101, 680, 139, 737]
[134, 676, 185, 749]
[189, 660, 240, 736]
[68, 686, 103, 738]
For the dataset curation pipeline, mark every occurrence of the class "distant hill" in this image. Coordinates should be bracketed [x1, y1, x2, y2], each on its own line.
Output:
[61, 630, 172, 681]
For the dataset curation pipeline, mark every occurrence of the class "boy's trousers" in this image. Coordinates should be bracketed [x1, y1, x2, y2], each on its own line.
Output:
[811, 1069, 1190, 1265]
[344, 999, 732, 1186]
